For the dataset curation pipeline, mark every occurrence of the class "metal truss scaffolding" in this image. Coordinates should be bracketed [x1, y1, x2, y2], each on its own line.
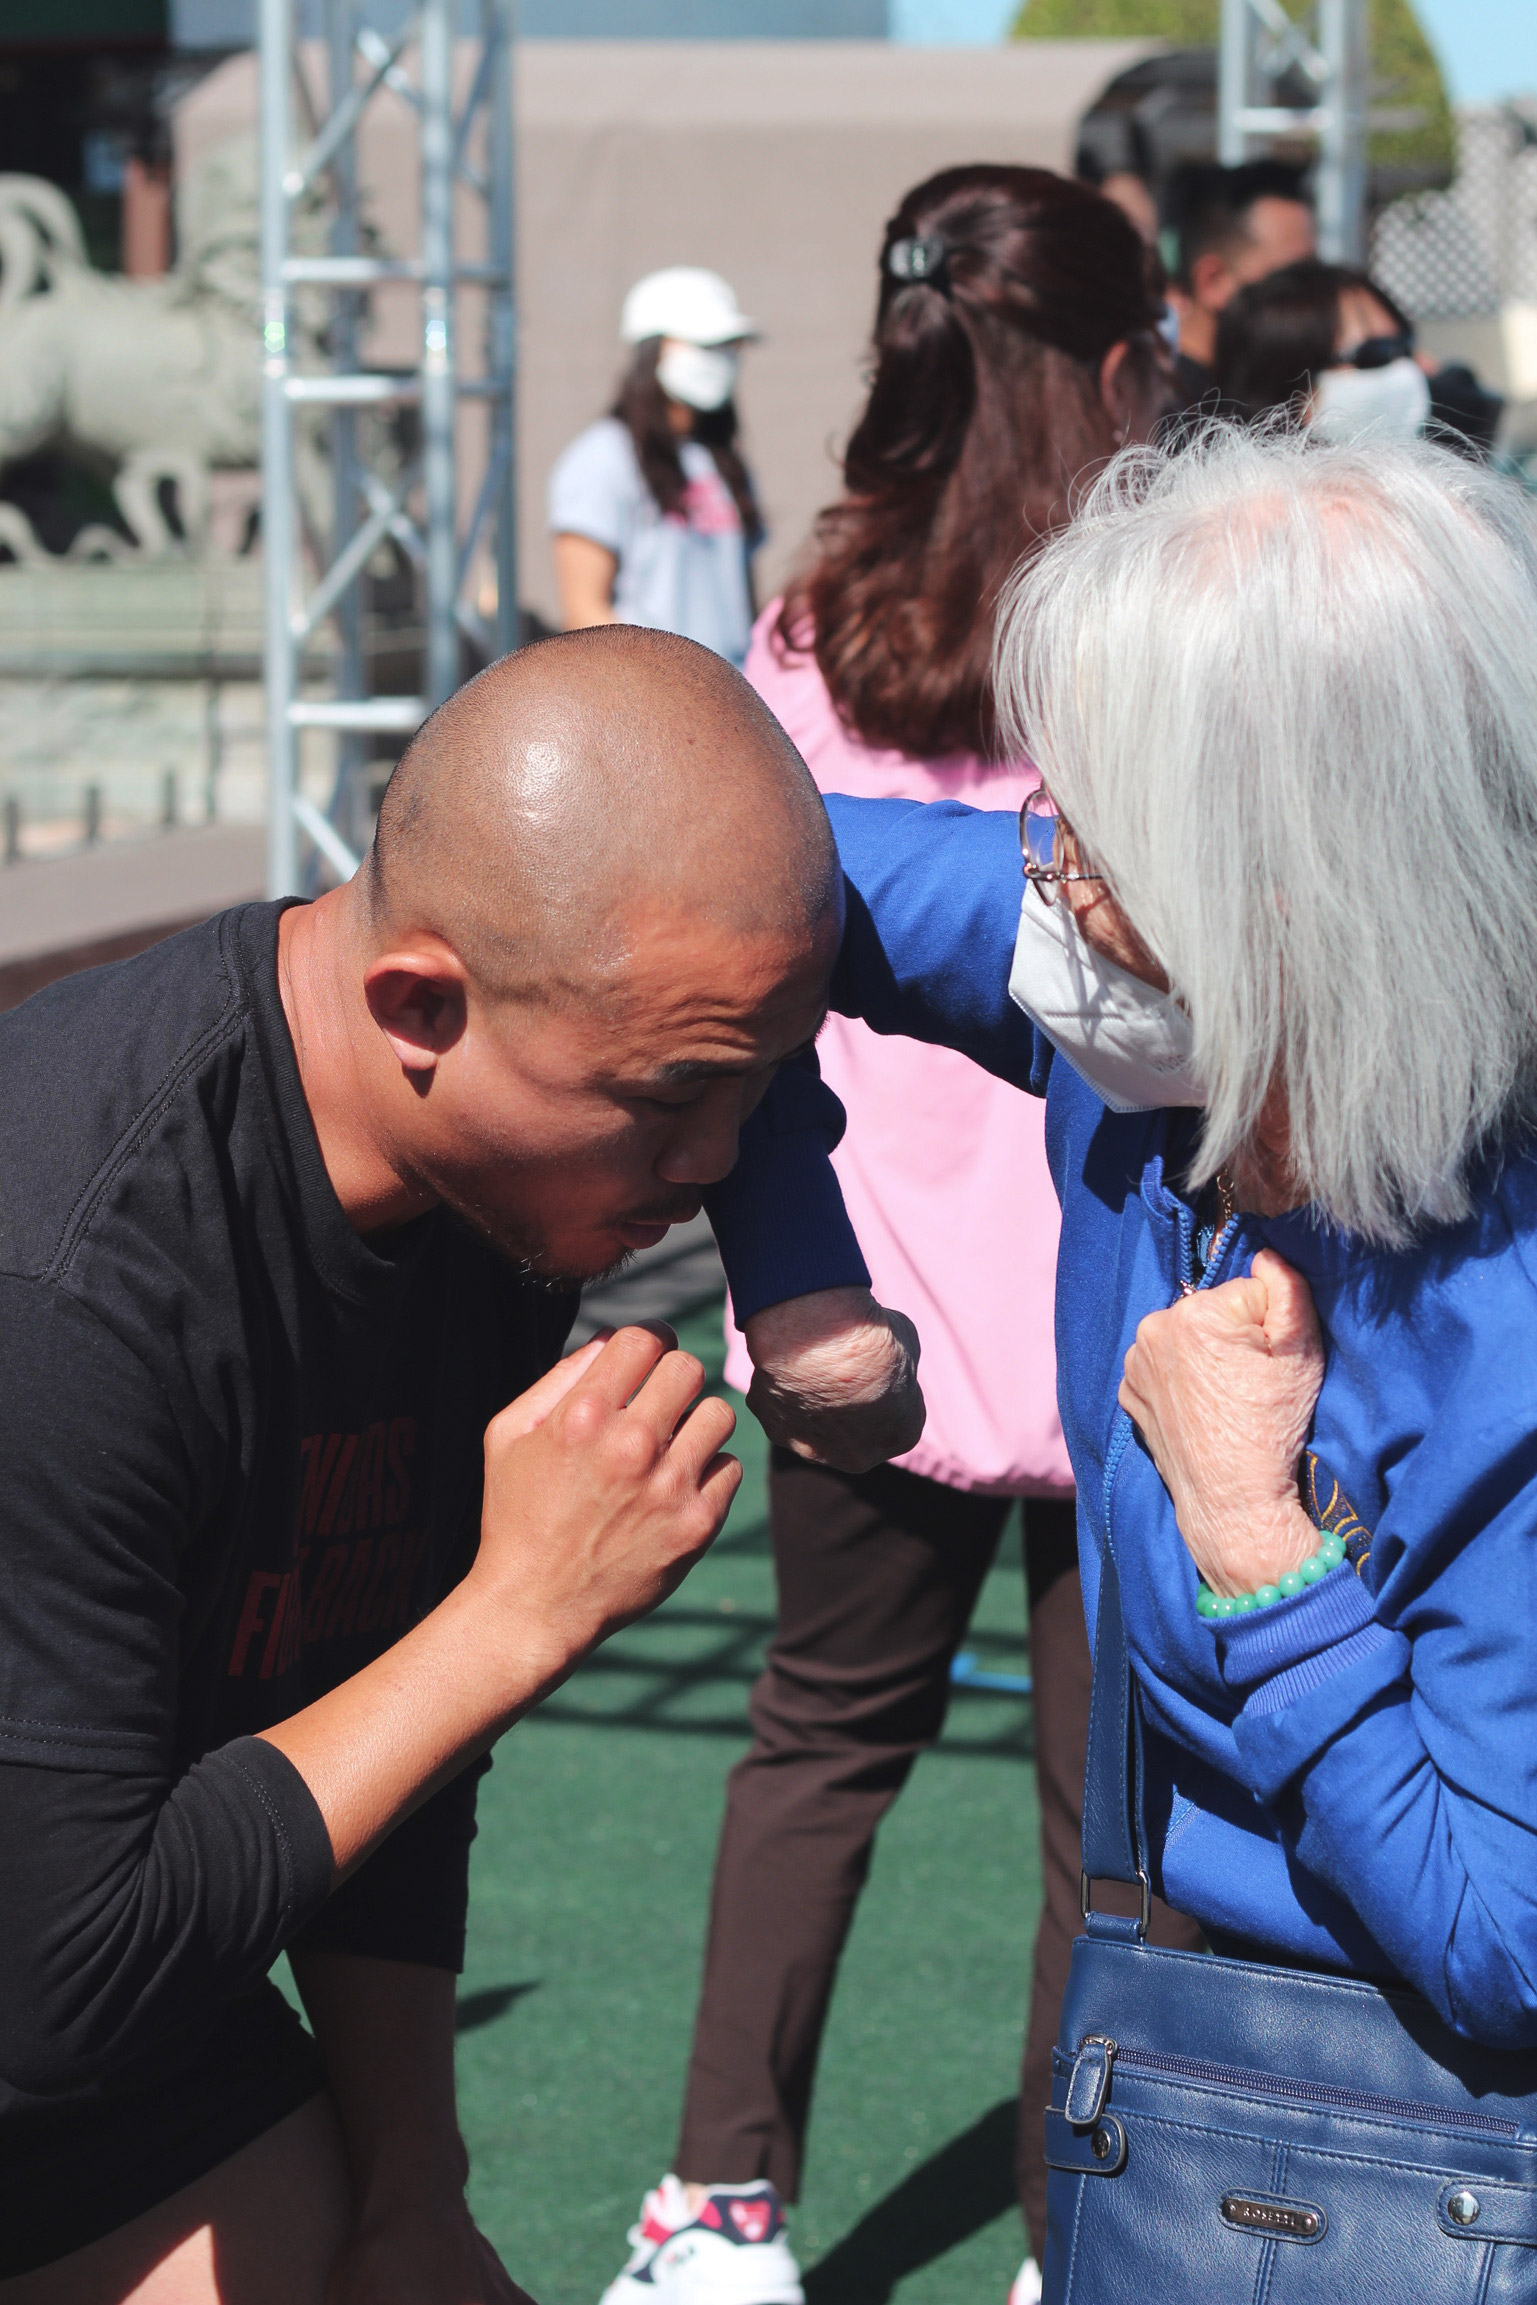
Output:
[1218, 0, 1368, 262]
[260, 0, 517, 898]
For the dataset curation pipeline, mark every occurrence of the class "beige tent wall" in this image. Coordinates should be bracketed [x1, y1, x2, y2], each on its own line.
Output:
[177, 37, 1155, 629]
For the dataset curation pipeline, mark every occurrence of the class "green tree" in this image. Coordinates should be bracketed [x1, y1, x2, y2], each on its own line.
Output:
[1012, 0, 1454, 176]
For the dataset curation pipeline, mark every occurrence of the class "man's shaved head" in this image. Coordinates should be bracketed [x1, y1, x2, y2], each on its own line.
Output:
[302, 627, 841, 1285]
[368, 625, 838, 1003]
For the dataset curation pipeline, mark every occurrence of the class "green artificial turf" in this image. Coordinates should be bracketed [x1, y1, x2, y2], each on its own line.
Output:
[452, 1299, 1046, 2305]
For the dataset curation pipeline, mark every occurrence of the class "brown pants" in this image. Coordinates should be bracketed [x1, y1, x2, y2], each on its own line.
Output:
[675, 1450, 1200, 2260]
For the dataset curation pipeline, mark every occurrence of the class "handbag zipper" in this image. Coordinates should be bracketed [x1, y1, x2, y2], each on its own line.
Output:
[1088, 2038, 1521, 2136]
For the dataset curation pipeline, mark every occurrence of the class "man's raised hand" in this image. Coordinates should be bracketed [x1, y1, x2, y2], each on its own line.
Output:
[471, 1325, 742, 1678]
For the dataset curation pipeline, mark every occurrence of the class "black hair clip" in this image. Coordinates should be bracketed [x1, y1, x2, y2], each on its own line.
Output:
[887, 234, 947, 285]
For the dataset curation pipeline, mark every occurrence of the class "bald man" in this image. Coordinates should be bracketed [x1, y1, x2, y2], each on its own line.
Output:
[0, 630, 917, 2305]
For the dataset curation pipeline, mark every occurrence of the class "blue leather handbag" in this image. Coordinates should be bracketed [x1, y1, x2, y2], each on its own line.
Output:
[1042, 1538, 1537, 2301]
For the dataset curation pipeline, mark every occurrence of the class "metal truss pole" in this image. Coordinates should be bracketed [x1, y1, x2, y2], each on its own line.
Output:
[260, 0, 299, 902]
[487, 0, 518, 662]
[1316, 0, 1368, 263]
[1217, 0, 1254, 168]
[419, 0, 458, 712]
[327, 0, 368, 857]
[1215, 0, 1368, 261]
[259, 0, 519, 898]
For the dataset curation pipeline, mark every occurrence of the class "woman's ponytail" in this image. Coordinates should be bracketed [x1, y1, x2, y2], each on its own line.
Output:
[843, 236, 976, 493]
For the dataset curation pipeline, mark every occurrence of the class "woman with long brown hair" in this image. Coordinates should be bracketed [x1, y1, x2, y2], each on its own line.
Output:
[601, 167, 1198, 2305]
[548, 267, 762, 665]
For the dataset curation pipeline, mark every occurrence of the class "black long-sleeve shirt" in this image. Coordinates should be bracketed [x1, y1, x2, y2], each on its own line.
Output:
[0, 903, 573, 2269]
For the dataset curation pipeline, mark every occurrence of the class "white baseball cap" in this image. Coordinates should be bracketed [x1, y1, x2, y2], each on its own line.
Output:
[620, 267, 759, 348]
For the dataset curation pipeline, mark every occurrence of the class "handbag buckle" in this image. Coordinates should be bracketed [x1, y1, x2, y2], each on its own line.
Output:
[1080, 1867, 1151, 1939]
[1066, 2034, 1118, 2127]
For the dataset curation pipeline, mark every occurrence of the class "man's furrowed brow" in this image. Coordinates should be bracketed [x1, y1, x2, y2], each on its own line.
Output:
[629, 1015, 829, 1092]
[644, 1056, 756, 1088]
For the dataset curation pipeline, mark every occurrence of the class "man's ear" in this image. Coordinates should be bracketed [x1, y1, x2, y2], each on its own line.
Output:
[364, 942, 470, 1079]
[1099, 337, 1136, 436]
[1189, 248, 1237, 316]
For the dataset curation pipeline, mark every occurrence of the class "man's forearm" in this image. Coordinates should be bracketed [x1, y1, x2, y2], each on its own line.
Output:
[258, 1575, 560, 1881]
[259, 1326, 737, 1880]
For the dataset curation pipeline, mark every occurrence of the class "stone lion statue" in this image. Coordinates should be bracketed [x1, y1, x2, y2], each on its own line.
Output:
[0, 137, 338, 559]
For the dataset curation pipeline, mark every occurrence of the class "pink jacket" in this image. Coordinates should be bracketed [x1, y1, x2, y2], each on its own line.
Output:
[725, 607, 1072, 1497]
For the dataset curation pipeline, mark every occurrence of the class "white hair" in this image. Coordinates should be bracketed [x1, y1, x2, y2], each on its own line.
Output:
[994, 423, 1537, 1244]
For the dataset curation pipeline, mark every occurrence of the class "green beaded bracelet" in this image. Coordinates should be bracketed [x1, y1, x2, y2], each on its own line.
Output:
[1196, 1530, 1347, 1619]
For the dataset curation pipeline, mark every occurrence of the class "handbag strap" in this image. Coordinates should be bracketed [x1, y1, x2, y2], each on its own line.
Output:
[1080, 1526, 1152, 1943]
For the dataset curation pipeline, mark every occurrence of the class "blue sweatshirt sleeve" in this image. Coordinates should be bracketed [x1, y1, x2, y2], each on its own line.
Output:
[704, 1053, 870, 1326]
[707, 794, 1049, 1323]
[824, 795, 1052, 1092]
[1211, 1384, 1537, 2046]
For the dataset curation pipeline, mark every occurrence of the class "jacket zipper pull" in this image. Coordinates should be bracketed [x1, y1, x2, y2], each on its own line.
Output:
[1066, 2034, 1118, 2128]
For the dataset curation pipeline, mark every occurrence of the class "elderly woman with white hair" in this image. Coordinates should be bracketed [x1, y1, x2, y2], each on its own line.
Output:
[715, 423, 1537, 2295]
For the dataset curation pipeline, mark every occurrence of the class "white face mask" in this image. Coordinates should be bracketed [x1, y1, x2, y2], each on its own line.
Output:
[1008, 886, 1204, 1114]
[657, 340, 739, 413]
[1310, 357, 1430, 444]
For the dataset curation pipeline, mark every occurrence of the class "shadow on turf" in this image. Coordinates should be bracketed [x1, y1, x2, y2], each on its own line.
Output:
[802, 2097, 1018, 2303]
[455, 1981, 540, 2033]
[534, 1609, 1034, 1760]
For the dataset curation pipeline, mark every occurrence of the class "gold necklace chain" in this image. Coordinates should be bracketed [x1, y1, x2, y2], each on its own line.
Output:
[1214, 1166, 1239, 1231]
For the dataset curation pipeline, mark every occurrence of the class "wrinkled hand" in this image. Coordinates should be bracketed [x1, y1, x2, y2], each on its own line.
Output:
[471, 1325, 741, 1674]
[741, 1286, 924, 1474]
[328, 2191, 535, 2304]
[1118, 1250, 1325, 1598]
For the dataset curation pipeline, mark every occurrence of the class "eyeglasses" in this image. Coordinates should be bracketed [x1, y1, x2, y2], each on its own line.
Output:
[1020, 786, 1107, 904]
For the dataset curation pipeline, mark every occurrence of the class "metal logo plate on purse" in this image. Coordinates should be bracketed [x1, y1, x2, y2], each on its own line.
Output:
[1219, 2195, 1326, 2242]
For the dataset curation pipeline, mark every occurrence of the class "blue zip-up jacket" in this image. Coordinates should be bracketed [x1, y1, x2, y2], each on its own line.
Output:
[712, 794, 1537, 2051]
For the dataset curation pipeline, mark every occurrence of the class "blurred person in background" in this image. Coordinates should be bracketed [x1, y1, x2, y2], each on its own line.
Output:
[549, 268, 763, 666]
[600, 166, 1202, 2305]
[1217, 257, 1504, 454]
[1164, 161, 1315, 403]
[1091, 168, 1159, 248]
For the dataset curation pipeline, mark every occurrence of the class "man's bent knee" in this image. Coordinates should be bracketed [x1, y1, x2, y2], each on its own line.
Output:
[0, 2096, 352, 2305]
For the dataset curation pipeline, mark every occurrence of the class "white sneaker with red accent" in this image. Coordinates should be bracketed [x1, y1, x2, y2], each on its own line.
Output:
[600, 2174, 804, 2305]
[1009, 2256, 1043, 2305]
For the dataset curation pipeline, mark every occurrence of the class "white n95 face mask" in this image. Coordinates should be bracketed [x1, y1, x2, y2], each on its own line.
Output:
[657, 341, 739, 413]
[1310, 357, 1430, 444]
[1008, 886, 1204, 1113]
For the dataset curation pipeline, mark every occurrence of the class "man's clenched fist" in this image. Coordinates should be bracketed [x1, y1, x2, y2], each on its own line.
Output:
[473, 1326, 742, 1674]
